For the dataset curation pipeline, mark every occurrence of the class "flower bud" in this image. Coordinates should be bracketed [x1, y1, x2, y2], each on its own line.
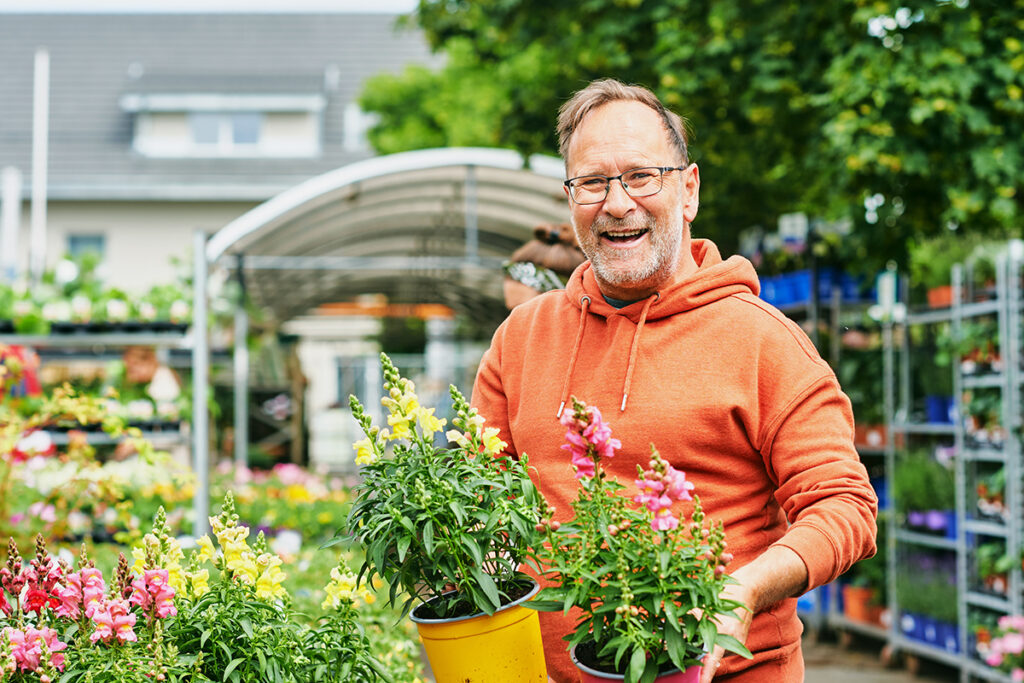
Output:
[535, 523, 547, 533]
[715, 565, 726, 576]
[608, 524, 619, 536]
[549, 521, 561, 531]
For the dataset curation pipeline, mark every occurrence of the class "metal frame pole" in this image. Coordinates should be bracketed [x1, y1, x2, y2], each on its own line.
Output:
[233, 255, 249, 470]
[192, 230, 210, 536]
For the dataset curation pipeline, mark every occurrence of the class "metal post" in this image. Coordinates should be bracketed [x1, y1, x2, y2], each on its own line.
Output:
[192, 230, 210, 536]
[233, 259, 249, 470]
[29, 48, 49, 283]
[1, 167, 22, 281]
[464, 165, 478, 263]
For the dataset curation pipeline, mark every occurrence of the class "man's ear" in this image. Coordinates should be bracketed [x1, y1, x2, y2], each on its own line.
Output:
[682, 163, 700, 224]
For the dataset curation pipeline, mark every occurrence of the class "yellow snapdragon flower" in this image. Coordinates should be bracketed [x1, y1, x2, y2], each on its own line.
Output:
[481, 427, 508, 456]
[226, 551, 259, 585]
[353, 437, 378, 465]
[255, 554, 288, 601]
[196, 535, 216, 563]
[322, 566, 357, 609]
[185, 568, 210, 598]
[386, 412, 413, 441]
[416, 407, 446, 440]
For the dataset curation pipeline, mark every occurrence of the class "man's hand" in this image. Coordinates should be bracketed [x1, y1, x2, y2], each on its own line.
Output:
[699, 582, 754, 683]
[698, 545, 808, 682]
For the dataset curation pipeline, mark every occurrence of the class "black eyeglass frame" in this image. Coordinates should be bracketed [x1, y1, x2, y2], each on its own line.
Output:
[563, 166, 689, 205]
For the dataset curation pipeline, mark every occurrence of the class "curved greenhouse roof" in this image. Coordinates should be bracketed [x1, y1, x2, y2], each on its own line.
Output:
[208, 147, 570, 326]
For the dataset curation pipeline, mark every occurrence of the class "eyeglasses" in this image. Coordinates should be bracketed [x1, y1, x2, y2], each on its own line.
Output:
[564, 166, 688, 205]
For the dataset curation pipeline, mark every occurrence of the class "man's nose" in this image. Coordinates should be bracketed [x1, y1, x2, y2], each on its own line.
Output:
[602, 179, 636, 217]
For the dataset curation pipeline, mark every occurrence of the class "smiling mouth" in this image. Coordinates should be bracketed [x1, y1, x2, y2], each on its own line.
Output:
[601, 228, 649, 243]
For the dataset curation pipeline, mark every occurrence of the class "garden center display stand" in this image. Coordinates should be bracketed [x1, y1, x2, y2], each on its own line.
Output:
[871, 242, 1024, 682]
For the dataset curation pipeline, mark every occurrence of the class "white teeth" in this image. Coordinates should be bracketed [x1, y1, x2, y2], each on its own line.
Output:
[604, 229, 646, 237]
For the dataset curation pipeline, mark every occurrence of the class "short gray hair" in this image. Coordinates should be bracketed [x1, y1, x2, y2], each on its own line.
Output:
[557, 78, 689, 166]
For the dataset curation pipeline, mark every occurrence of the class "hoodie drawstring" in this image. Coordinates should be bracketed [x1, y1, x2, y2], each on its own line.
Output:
[620, 293, 657, 412]
[557, 295, 591, 418]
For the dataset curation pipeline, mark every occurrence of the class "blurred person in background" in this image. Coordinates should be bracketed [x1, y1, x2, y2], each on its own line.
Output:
[503, 223, 587, 309]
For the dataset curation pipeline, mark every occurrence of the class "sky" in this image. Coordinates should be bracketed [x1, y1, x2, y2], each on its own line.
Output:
[0, 0, 417, 12]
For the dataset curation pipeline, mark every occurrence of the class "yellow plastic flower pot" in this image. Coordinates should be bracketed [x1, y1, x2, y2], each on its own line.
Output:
[409, 578, 547, 682]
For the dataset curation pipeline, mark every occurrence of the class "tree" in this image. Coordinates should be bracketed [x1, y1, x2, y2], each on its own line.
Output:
[361, 0, 1023, 272]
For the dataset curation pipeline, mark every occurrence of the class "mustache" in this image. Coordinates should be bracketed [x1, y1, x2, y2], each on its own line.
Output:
[591, 212, 657, 233]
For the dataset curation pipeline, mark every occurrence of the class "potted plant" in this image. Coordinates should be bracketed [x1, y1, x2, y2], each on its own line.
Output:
[976, 541, 1013, 596]
[980, 614, 1024, 677]
[528, 397, 751, 683]
[341, 352, 547, 682]
[976, 466, 1007, 520]
[908, 233, 974, 308]
[892, 448, 955, 536]
[841, 512, 887, 626]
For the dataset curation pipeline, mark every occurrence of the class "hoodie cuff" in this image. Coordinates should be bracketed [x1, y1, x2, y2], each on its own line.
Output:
[771, 524, 837, 594]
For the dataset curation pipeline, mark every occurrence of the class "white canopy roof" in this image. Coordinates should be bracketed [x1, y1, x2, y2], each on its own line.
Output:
[208, 147, 570, 324]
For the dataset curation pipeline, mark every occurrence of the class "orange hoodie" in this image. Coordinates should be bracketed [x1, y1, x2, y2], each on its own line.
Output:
[472, 239, 878, 681]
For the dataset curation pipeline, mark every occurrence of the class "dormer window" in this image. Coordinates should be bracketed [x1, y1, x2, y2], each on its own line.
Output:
[188, 111, 263, 150]
[121, 88, 325, 159]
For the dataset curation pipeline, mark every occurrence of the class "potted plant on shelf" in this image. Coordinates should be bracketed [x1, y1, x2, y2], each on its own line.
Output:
[892, 448, 956, 536]
[980, 615, 1024, 678]
[840, 512, 887, 627]
[908, 234, 966, 308]
[976, 541, 1013, 596]
[528, 397, 751, 683]
[341, 352, 547, 682]
[976, 466, 1007, 521]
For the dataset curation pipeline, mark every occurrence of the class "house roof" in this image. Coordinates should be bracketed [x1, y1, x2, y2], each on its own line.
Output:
[0, 13, 438, 201]
[209, 147, 571, 327]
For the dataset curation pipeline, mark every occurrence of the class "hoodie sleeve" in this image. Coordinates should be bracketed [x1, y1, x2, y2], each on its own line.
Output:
[760, 372, 879, 590]
[470, 322, 519, 459]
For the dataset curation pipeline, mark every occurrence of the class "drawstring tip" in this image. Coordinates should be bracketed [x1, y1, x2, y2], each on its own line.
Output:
[620, 395, 627, 412]
[556, 401, 565, 418]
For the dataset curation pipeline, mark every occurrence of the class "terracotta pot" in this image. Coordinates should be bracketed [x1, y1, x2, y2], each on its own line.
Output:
[927, 285, 954, 309]
[842, 584, 880, 624]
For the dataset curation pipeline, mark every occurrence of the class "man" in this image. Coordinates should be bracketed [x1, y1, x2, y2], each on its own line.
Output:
[471, 78, 877, 682]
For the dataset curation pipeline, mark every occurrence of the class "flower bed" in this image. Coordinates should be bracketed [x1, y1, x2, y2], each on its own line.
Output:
[1, 494, 426, 683]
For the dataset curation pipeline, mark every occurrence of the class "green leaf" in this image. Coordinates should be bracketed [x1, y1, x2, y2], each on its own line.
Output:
[469, 564, 501, 611]
[397, 534, 412, 562]
[665, 624, 685, 671]
[222, 658, 244, 681]
[628, 647, 646, 683]
[715, 633, 754, 659]
[423, 518, 435, 555]
[239, 617, 253, 639]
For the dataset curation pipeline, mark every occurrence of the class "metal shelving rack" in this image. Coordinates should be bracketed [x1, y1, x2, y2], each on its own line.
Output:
[0, 331, 193, 447]
[881, 244, 1024, 682]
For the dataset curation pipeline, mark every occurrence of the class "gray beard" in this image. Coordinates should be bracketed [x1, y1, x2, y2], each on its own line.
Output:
[585, 211, 679, 287]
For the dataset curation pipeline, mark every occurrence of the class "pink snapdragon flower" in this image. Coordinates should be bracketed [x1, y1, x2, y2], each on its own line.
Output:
[634, 454, 695, 532]
[89, 596, 137, 644]
[56, 567, 107, 619]
[560, 401, 620, 480]
[130, 568, 177, 618]
[3, 626, 66, 672]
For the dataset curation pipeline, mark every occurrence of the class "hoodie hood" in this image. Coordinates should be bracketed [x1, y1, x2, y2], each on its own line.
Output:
[557, 238, 761, 414]
[564, 238, 760, 320]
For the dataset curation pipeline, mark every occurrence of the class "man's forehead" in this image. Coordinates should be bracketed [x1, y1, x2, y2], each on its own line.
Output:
[566, 101, 672, 171]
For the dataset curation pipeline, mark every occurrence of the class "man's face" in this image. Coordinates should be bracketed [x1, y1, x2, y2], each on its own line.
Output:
[564, 100, 699, 299]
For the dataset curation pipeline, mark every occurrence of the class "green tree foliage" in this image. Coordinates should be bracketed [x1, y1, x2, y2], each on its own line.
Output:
[361, 0, 1023, 272]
